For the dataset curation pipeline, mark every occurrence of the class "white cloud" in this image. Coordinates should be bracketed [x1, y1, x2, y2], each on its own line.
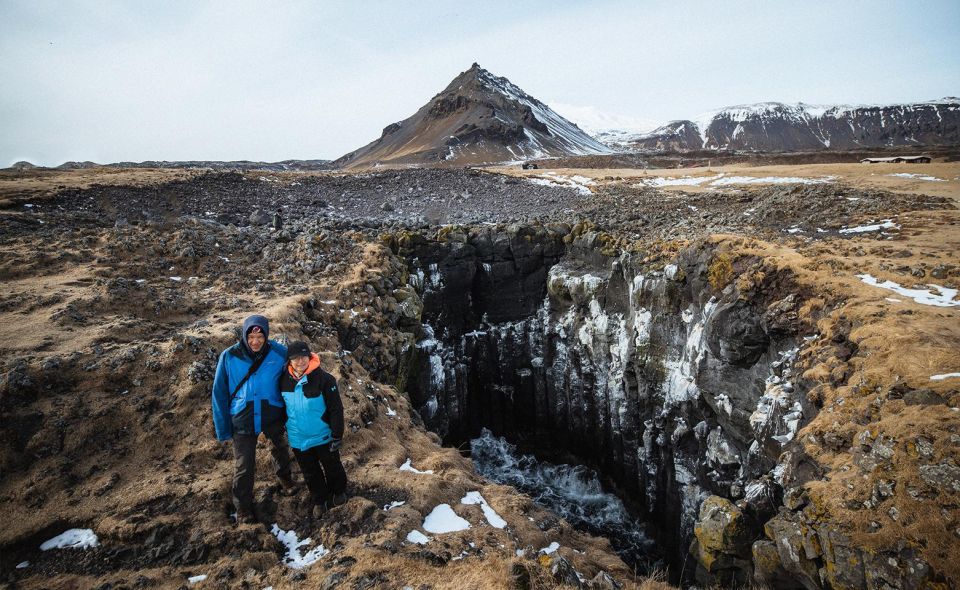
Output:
[1, 1, 958, 166]
[549, 103, 660, 135]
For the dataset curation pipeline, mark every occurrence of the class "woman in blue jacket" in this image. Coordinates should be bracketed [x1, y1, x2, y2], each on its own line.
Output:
[281, 340, 347, 517]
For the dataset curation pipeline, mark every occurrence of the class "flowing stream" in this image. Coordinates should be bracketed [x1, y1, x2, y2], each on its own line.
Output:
[470, 428, 656, 570]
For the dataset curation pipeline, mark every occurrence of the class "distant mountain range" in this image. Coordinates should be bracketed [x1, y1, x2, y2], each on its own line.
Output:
[606, 99, 960, 152]
[8, 78, 957, 173]
[5, 159, 331, 172]
[333, 63, 611, 169]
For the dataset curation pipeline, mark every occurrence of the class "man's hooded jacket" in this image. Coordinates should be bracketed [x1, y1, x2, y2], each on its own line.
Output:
[211, 315, 288, 441]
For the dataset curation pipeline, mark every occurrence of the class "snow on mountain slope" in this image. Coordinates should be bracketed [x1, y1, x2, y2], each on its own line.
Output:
[334, 64, 611, 169]
[550, 103, 660, 148]
[606, 98, 960, 152]
[472, 68, 612, 157]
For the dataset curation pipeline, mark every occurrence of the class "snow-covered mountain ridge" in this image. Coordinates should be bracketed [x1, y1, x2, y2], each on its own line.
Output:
[606, 98, 960, 152]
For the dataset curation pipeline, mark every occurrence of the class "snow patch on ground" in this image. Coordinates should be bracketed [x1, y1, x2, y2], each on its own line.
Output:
[399, 458, 434, 475]
[40, 529, 99, 550]
[460, 491, 507, 528]
[634, 174, 723, 187]
[271, 524, 328, 569]
[422, 504, 471, 534]
[709, 175, 836, 186]
[931, 373, 960, 381]
[527, 172, 595, 195]
[888, 173, 945, 182]
[406, 529, 432, 544]
[635, 174, 835, 188]
[540, 542, 560, 554]
[839, 219, 900, 234]
[188, 575, 207, 585]
[857, 274, 960, 307]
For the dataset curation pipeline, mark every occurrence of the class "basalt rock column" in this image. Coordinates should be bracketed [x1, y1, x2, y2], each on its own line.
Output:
[402, 228, 812, 580]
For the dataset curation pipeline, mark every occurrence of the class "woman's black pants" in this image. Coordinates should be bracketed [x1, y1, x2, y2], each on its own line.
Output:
[292, 442, 347, 505]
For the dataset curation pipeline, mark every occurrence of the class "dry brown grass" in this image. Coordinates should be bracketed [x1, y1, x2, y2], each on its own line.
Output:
[1, 233, 659, 588]
[0, 167, 203, 204]
[709, 207, 960, 582]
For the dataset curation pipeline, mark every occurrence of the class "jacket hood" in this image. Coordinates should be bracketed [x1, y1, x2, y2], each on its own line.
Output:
[241, 315, 270, 357]
[288, 353, 321, 378]
[242, 315, 270, 338]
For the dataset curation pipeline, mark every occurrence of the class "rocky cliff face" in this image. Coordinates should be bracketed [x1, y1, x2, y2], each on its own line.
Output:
[379, 225, 950, 588]
[623, 99, 960, 152]
[391, 228, 800, 576]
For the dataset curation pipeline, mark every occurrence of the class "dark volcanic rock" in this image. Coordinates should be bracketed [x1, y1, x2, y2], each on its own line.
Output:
[401, 231, 811, 580]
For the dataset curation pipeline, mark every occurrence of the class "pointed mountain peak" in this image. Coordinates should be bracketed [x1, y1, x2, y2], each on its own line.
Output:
[335, 66, 609, 169]
[443, 63, 515, 97]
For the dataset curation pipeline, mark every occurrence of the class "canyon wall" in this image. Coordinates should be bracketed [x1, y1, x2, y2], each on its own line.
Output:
[392, 227, 802, 582]
[372, 225, 945, 588]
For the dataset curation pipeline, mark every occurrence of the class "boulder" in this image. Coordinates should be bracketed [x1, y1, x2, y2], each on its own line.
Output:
[762, 514, 823, 590]
[249, 210, 271, 226]
[919, 460, 960, 493]
[587, 571, 621, 590]
[762, 293, 800, 335]
[903, 388, 946, 406]
[549, 555, 584, 588]
[751, 539, 798, 588]
[706, 299, 770, 367]
[692, 496, 755, 583]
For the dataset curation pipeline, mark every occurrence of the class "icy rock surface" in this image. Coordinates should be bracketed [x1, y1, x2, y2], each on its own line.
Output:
[404, 229, 809, 575]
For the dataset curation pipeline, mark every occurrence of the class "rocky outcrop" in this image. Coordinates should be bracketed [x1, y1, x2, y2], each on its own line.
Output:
[691, 496, 755, 584]
[753, 495, 939, 590]
[391, 227, 818, 581]
[379, 222, 960, 588]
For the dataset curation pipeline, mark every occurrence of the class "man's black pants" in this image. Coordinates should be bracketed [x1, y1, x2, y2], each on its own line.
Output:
[232, 422, 292, 512]
[292, 442, 347, 505]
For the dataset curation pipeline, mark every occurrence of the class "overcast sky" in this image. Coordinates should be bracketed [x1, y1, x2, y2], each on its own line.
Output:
[2, 0, 958, 166]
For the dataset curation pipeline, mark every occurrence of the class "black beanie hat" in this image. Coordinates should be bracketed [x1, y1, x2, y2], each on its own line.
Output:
[287, 340, 311, 360]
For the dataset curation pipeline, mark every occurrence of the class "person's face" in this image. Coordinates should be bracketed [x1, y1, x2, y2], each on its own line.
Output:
[290, 355, 310, 373]
[247, 331, 266, 353]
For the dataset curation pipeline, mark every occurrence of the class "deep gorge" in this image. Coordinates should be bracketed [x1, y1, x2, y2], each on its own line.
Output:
[384, 225, 814, 585]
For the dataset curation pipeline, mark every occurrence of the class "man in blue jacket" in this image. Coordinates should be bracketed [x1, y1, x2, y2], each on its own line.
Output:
[211, 315, 294, 523]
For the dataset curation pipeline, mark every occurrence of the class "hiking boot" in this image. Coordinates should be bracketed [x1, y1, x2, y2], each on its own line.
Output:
[330, 492, 348, 507]
[236, 508, 257, 525]
[311, 501, 328, 519]
[277, 475, 298, 496]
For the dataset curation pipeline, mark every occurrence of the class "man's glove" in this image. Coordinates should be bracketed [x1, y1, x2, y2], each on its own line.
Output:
[330, 438, 342, 451]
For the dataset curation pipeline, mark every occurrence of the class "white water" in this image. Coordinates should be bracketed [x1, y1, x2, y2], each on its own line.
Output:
[470, 429, 652, 563]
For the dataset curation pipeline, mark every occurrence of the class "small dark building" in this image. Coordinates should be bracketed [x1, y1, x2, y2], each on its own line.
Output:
[861, 155, 932, 164]
[521, 162, 539, 169]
